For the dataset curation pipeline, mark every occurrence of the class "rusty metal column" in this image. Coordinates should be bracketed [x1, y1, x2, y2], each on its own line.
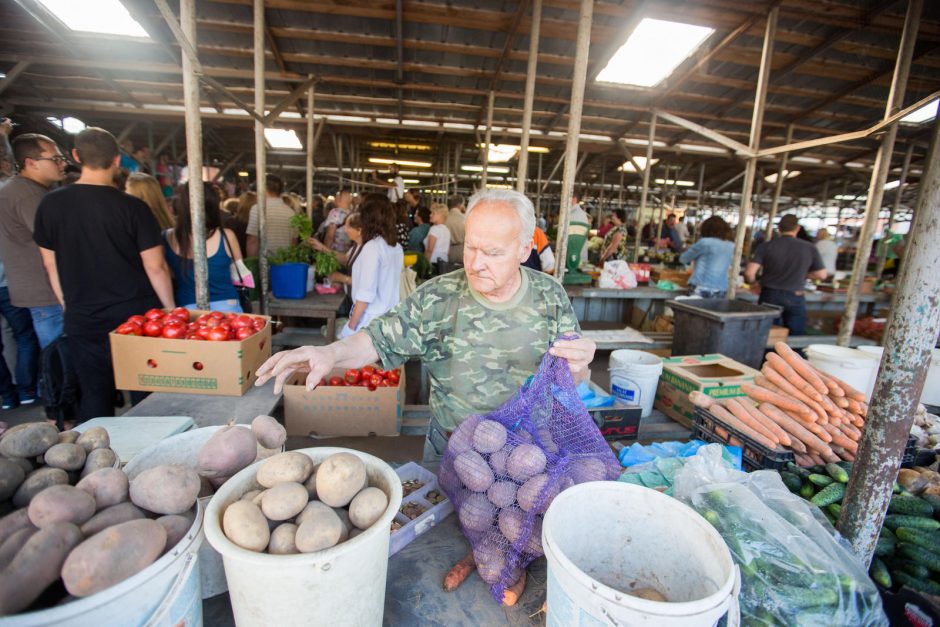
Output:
[876, 143, 914, 280]
[631, 112, 656, 261]
[481, 90, 495, 187]
[517, 0, 542, 194]
[305, 77, 315, 219]
[838, 112, 940, 565]
[554, 0, 593, 283]
[764, 124, 793, 242]
[254, 0, 268, 313]
[728, 7, 777, 299]
[180, 0, 208, 309]
[838, 0, 920, 346]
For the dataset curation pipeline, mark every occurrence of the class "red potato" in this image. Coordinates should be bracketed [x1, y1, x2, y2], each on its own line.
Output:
[76, 467, 129, 510]
[0, 525, 38, 568]
[80, 502, 146, 537]
[197, 425, 258, 479]
[458, 493, 496, 532]
[453, 450, 494, 493]
[27, 485, 96, 528]
[157, 515, 193, 551]
[251, 415, 287, 450]
[129, 465, 201, 515]
[62, 520, 167, 597]
[0, 523, 83, 616]
[13, 467, 69, 509]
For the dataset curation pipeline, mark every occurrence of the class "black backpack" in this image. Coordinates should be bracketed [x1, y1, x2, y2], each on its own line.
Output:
[40, 336, 81, 429]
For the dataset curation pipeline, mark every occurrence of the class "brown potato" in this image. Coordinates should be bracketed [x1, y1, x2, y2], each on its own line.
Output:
[80, 502, 146, 537]
[256, 452, 314, 488]
[197, 426, 258, 479]
[0, 507, 32, 540]
[130, 465, 200, 515]
[76, 468, 129, 510]
[62, 519, 166, 597]
[295, 500, 335, 527]
[349, 487, 389, 530]
[251, 415, 287, 450]
[222, 500, 269, 552]
[241, 489, 262, 502]
[0, 423, 58, 459]
[5, 455, 33, 476]
[157, 514, 192, 550]
[0, 457, 26, 501]
[13, 467, 69, 508]
[75, 427, 110, 454]
[42, 442, 87, 471]
[268, 523, 299, 555]
[81, 448, 118, 477]
[315, 452, 367, 508]
[260, 482, 309, 521]
[332, 507, 351, 541]
[28, 484, 96, 528]
[57, 430, 81, 444]
[0, 525, 37, 568]
[0, 523, 83, 615]
[295, 508, 344, 553]
[303, 469, 318, 500]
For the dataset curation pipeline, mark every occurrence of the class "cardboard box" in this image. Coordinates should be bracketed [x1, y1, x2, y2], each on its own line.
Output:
[650, 266, 690, 287]
[654, 354, 760, 428]
[284, 366, 404, 437]
[109, 312, 272, 396]
[589, 403, 642, 441]
[766, 325, 790, 347]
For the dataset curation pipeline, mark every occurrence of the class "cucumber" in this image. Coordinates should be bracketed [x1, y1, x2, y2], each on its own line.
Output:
[882, 526, 897, 540]
[836, 460, 853, 473]
[775, 584, 839, 609]
[808, 473, 834, 488]
[811, 482, 846, 507]
[894, 570, 940, 596]
[780, 472, 802, 493]
[896, 527, 940, 553]
[825, 463, 850, 483]
[894, 559, 930, 579]
[898, 543, 940, 572]
[884, 515, 940, 531]
[869, 556, 892, 588]
[810, 464, 827, 475]
[800, 482, 815, 499]
[876, 534, 897, 557]
[787, 462, 811, 479]
[827, 503, 842, 519]
[889, 495, 935, 517]
[921, 493, 940, 516]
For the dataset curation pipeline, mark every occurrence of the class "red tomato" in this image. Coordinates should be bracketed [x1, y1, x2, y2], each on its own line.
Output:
[367, 383, 377, 392]
[328, 376, 345, 386]
[207, 326, 230, 341]
[204, 318, 221, 329]
[116, 323, 142, 336]
[379, 379, 393, 387]
[319, 378, 328, 387]
[196, 314, 212, 326]
[345, 369, 361, 385]
[162, 324, 186, 339]
[361, 365, 375, 378]
[185, 332, 202, 341]
[171, 307, 190, 319]
[358, 379, 371, 387]
[144, 308, 165, 321]
[387, 369, 401, 384]
[127, 315, 146, 326]
[209, 311, 225, 320]
[369, 374, 383, 387]
[142, 320, 164, 337]
[197, 327, 211, 340]
[187, 322, 199, 331]
[233, 315, 253, 329]
[252, 318, 266, 331]
[235, 327, 256, 340]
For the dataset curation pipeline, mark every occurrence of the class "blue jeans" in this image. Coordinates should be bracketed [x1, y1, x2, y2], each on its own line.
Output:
[759, 287, 807, 336]
[29, 304, 64, 349]
[183, 299, 242, 313]
[0, 287, 40, 402]
[690, 285, 726, 299]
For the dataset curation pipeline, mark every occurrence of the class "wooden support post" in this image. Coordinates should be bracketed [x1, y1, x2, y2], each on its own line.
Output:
[305, 78, 315, 219]
[254, 0, 269, 313]
[632, 112, 656, 261]
[517, 0, 541, 193]
[481, 90, 495, 188]
[765, 124, 794, 241]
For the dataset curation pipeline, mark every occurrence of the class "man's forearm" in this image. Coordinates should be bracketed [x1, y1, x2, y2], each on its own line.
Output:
[146, 265, 176, 309]
[327, 330, 380, 369]
[246, 236, 259, 257]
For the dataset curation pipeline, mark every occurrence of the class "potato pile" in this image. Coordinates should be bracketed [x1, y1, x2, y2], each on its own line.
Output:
[194, 416, 287, 498]
[0, 423, 202, 617]
[221, 451, 390, 555]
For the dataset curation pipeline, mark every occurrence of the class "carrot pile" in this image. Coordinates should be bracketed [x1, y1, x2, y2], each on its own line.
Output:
[690, 341, 869, 467]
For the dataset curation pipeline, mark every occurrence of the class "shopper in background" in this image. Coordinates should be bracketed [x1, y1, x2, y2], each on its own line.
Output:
[408, 205, 431, 253]
[598, 209, 630, 264]
[322, 189, 353, 254]
[445, 194, 466, 262]
[125, 172, 174, 230]
[815, 228, 838, 275]
[680, 215, 734, 298]
[424, 203, 451, 265]
[246, 174, 295, 256]
[0, 260, 39, 409]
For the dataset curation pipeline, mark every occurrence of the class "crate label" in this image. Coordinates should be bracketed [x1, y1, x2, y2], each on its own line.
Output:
[415, 514, 436, 535]
[138, 375, 218, 390]
[705, 385, 746, 398]
[659, 370, 696, 394]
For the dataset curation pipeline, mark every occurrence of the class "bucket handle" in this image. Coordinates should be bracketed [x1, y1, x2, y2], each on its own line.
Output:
[143, 549, 199, 627]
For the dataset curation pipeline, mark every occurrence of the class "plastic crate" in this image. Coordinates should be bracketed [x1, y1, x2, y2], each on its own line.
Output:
[692, 407, 794, 472]
[389, 462, 454, 556]
[669, 298, 781, 369]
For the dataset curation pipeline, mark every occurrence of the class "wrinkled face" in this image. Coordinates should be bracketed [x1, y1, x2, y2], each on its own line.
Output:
[26, 141, 67, 186]
[463, 201, 531, 298]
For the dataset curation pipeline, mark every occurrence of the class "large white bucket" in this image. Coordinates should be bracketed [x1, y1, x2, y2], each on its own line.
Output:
[543, 482, 739, 627]
[1, 501, 204, 627]
[204, 447, 403, 627]
[857, 346, 940, 407]
[806, 344, 880, 401]
[609, 349, 664, 418]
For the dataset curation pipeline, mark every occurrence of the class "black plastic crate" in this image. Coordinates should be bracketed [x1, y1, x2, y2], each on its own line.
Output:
[692, 406, 794, 472]
[901, 436, 935, 469]
[669, 299, 781, 369]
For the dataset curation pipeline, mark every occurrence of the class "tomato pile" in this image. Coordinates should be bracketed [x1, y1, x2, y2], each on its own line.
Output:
[319, 366, 401, 391]
[113, 308, 266, 341]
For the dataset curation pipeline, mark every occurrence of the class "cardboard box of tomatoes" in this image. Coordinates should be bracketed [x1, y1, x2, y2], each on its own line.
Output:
[283, 365, 404, 437]
[109, 307, 272, 396]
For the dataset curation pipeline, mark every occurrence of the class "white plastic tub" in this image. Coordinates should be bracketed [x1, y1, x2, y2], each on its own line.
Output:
[609, 349, 664, 418]
[806, 344, 880, 401]
[858, 346, 940, 406]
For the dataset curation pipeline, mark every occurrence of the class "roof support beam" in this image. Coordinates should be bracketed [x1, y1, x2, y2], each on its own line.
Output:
[517, 0, 542, 193]
[264, 75, 317, 124]
[654, 110, 753, 156]
[0, 61, 30, 96]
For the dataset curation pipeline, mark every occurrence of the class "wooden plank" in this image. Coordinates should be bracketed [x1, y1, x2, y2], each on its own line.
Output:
[124, 380, 282, 428]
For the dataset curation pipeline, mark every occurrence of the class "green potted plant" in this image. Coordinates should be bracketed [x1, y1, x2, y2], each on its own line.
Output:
[268, 215, 340, 298]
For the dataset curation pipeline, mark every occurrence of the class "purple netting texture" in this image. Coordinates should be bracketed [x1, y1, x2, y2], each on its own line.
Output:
[438, 349, 620, 602]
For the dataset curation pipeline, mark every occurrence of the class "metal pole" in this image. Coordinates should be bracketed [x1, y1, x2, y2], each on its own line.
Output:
[838, 0, 921, 346]
[481, 90, 495, 188]
[536, 151, 543, 215]
[838, 113, 940, 565]
[632, 113, 657, 262]
[875, 143, 914, 280]
[305, 78, 315, 219]
[180, 0, 208, 310]
[618, 168, 625, 207]
[254, 0, 268, 313]
[517, 0, 541, 193]
[764, 124, 793, 241]
[728, 7, 777, 299]
[697, 162, 705, 208]
[554, 0, 593, 283]
[655, 164, 668, 243]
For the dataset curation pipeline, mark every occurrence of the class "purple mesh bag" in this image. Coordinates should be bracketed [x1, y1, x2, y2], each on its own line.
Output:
[438, 344, 621, 602]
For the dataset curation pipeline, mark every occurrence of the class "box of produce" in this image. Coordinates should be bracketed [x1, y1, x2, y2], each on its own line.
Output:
[650, 266, 690, 287]
[283, 365, 404, 437]
[109, 308, 272, 396]
[655, 354, 760, 428]
[389, 462, 453, 556]
[692, 407, 794, 471]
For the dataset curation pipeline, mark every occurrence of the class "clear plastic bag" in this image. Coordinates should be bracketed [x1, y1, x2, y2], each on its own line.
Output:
[673, 445, 887, 626]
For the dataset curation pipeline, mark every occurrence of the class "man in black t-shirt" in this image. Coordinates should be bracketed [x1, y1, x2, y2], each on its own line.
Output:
[745, 214, 827, 335]
[33, 127, 174, 423]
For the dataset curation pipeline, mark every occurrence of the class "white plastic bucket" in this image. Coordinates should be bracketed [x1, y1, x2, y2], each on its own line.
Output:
[609, 349, 664, 418]
[204, 447, 403, 627]
[543, 482, 739, 627]
[857, 346, 940, 407]
[2, 501, 204, 627]
[124, 425, 281, 599]
[806, 344, 880, 401]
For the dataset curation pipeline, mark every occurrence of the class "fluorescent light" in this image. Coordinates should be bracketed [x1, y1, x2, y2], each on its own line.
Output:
[763, 170, 801, 184]
[618, 157, 658, 172]
[238, 171, 250, 177]
[263, 128, 303, 150]
[38, 0, 149, 38]
[478, 144, 520, 163]
[901, 99, 938, 125]
[462, 165, 510, 173]
[401, 119, 440, 128]
[845, 162, 867, 169]
[326, 115, 371, 123]
[790, 156, 822, 164]
[835, 194, 867, 201]
[884, 180, 901, 190]
[368, 157, 431, 168]
[654, 178, 695, 187]
[579, 134, 613, 142]
[596, 18, 714, 87]
[47, 116, 87, 134]
[527, 146, 550, 153]
[369, 142, 432, 151]
[675, 143, 728, 155]
[443, 122, 476, 130]
[0, 73, 5, 79]
[402, 179, 420, 185]
[486, 184, 514, 189]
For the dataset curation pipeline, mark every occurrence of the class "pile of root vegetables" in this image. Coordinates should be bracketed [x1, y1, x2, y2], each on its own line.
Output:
[691, 342, 869, 467]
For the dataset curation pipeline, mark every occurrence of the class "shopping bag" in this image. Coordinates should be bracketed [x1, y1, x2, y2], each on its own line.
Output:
[598, 259, 638, 289]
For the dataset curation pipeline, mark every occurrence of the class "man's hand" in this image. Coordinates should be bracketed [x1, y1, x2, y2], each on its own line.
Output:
[549, 336, 596, 384]
[255, 346, 336, 394]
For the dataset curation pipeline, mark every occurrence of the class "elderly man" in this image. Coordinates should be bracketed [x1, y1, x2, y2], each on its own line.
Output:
[256, 188, 595, 604]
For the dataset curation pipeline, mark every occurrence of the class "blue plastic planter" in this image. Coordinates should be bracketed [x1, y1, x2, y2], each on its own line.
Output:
[270, 263, 308, 299]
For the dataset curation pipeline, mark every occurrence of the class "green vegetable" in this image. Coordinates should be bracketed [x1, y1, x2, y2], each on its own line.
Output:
[898, 543, 940, 572]
[786, 462, 811, 480]
[827, 503, 842, 519]
[884, 515, 940, 531]
[896, 527, 940, 553]
[825, 463, 849, 484]
[288, 214, 314, 241]
[875, 535, 896, 557]
[893, 559, 930, 579]
[800, 482, 815, 499]
[313, 251, 340, 278]
[811, 483, 846, 507]
[808, 473, 834, 488]
[881, 526, 897, 540]
[893, 570, 940, 595]
[889, 495, 934, 518]
[775, 584, 838, 608]
[780, 472, 802, 493]
[869, 556, 892, 588]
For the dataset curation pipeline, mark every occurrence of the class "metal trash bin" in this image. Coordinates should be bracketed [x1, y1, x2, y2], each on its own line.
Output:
[670, 298, 781, 368]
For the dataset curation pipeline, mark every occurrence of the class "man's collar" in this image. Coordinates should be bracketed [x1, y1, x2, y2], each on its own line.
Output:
[17, 174, 51, 190]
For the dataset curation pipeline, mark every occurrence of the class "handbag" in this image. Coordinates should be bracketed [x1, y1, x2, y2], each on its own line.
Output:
[222, 234, 253, 313]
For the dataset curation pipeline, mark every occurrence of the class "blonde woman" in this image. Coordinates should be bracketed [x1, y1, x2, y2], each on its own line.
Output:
[423, 203, 450, 263]
[125, 172, 174, 230]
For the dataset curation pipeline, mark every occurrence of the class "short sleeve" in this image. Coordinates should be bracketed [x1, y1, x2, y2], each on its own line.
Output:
[32, 197, 54, 250]
[751, 240, 766, 264]
[808, 244, 825, 272]
[351, 241, 379, 304]
[131, 198, 162, 251]
[246, 205, 259, 237]
[363, 288, 433, 370]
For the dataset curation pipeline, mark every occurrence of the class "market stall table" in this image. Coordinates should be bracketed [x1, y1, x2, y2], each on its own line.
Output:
[266, 291, 347, 342]
[123, 379, 281, 427]
[736, 289, 890, 316]
[565, 285, 685, 327]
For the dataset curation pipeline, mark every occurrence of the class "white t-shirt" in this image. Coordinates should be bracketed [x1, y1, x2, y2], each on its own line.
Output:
[387, 176, 405, 203]
[424, 224, 450, 263]
[816, 239, 838, 274]
[340, 236, 404, 338]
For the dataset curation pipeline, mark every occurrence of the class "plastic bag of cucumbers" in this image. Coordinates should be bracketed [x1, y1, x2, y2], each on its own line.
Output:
[673, 445, 887, 626]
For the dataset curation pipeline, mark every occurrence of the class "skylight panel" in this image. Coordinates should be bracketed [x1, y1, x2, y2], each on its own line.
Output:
[596, 18, 714, 87]
[37, 0, 149, 38]
[901, 99, 938, 125]
[264, 128, 303, 150]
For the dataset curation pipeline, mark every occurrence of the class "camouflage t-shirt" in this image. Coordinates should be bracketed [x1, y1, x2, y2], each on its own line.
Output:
[363, 268, 580, 432]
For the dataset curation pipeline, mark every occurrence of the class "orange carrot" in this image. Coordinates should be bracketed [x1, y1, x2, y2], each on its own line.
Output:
[794, 453, 815, 467]
[758, 369, 828, 424]
[773, 342, 830, 395]
[710, 403, 779, 450]
[738, 399, 792, 447]
[840, 420, 861, 440]
[825, 379, 846, 398]
[819, 371, 866, 402]
[742, 381, 815, 421]
[443, 551, 476, 592]
[766, 352, 824, 402]
[722, 398, 780, 445]
[502, 571, 527, 606]
[808, 452, 826, 466]
[759, 402, 833, 456]
[821, 449, 841, 464]
[832, 395, 850, 409]
[822, 422, 858, 454]
[689, 391, 715, 409]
